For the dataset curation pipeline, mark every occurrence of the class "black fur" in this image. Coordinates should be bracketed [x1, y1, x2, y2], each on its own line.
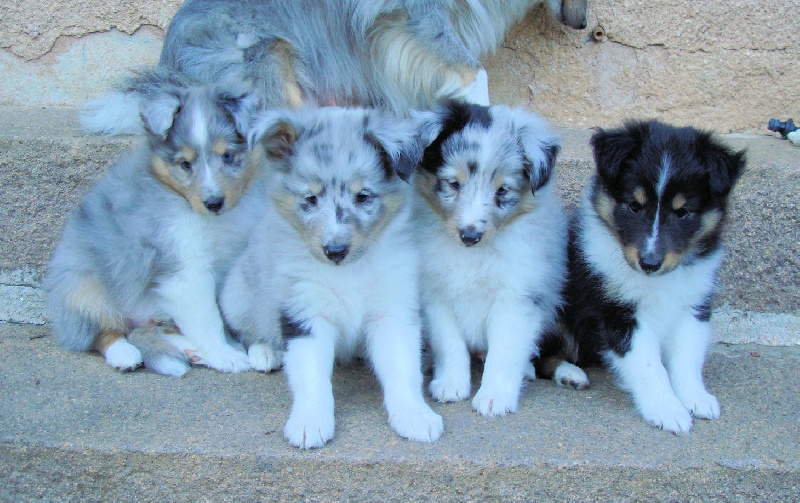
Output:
[420, 100, 492, 174]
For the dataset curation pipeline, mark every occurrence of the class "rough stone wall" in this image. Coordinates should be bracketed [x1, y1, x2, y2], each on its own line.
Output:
[1, 0, 798, 132]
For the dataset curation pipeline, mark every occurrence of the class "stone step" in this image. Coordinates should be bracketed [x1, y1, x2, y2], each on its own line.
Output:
[1, 323, 797, 500]
[0, 106, 797, 344]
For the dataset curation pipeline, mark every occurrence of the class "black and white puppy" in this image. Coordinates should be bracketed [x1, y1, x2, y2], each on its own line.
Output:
[414, 101, 566, 416]
[538, 120, 746, 433]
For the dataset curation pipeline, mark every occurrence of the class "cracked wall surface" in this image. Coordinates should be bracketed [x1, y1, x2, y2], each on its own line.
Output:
[0, 0, 798, 131]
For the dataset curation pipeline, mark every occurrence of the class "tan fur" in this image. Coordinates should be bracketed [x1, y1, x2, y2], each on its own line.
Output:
[65, 275, 126, 335]
[150, 156, 206, 214]
[272, 39, 305, 108]
[634, 187, 647, 205]
[221, 151, 261, 210]
[94, 330, 126, 356]
[693, 209, 722, 244]
[623, 245, 640, 270]
[662, 251, 681, 272]
[672, 194, 687, 210]
[181, 147, 197, 163]
[594, 189, 618, 231]
[212, 138, 228, 156]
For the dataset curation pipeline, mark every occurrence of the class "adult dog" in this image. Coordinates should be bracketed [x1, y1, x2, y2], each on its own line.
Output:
[81, 0, 588, 134]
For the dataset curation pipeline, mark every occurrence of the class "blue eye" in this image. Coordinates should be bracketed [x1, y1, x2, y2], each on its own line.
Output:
[221, 151, 235, 164]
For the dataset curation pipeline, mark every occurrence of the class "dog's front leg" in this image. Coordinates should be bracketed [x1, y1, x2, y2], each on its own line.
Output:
[367, 315, 443, 443]
[282, 318, 336, 449]
[472, 301, 538, 416]
[607, 327, 694, 433]
[663, 314, 720, 421]
[426, 302, 472, 402]
[156, 270, 250, 373]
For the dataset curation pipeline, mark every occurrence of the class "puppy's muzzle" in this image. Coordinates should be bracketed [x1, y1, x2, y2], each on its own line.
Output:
[459, 226, 483, 247]
[204, 196, 225, 214]
[323, 244, 349, 265]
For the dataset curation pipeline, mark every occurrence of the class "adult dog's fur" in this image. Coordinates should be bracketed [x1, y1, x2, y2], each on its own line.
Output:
[81, 0, 587, 134]
[412, 101, 566, 416]
[537, 120, 746, 433]
[220, 107, 443, 448]
[46, 82, 265, 377]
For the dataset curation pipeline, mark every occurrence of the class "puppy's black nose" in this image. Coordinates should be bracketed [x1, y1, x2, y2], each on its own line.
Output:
[323, 244, 349, 264]
[639, 256, 662, 273]
[204, 197, 225, 214]
[459, 228, 483, 247]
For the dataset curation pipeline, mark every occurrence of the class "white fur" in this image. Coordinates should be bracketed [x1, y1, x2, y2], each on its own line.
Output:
[580, 195, 723, 433]
[104, 339, 143, 371]
[418, 184, 567, 416]
[79, 91, 144, 136]
[553, 361, 589, 389]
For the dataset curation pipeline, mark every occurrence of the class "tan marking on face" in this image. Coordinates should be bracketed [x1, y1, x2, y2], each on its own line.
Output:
[65, 275, 126, 335]
[634, 187, 647, 205]
[151, 156, 206, 215]
[662, 251, 682, 273]
[623, 245, 640, 271]
[212, 138, 228, 156]
[350, 180, 364, 195]
[689, 209, 723, 246]
[220, 150, 261, 211]
[672, 194, 687, 210]
[308, 180, 323, 196]
[181, 147, 197, 163]
[415, 172, 449, 221]
[594, 189, 618, 230]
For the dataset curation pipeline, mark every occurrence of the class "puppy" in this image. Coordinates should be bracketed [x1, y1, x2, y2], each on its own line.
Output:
[538, 120, 746, 433]
[412, 101, 566, 416]
[80, 0, 588, 134]
[46, 82, 264, 377]
[220, 107, 443, 448]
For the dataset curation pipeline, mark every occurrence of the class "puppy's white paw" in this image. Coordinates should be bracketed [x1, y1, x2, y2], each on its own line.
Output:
[147, 355, 190, 377]
[284, 409, 335, 449]
[679, 390, 720, 420]
[640, 398, 694, 434]
[523, 361, 537, 381]
[429, 374, 471, 402]
[104, 340, 143, 371]
[248, 344, 283, 372]
[471, 385, 519, 417]
[389, 403, 443, 443]
[553, 362, 590, 390]
[193, 344, 251, 373]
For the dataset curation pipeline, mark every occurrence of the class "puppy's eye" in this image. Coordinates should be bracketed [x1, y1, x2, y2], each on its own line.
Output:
[355, 190, 373, 205]
[447, 180, 460, 191]
[304, 195, 318, 207]
[628, 201, 643, 213]
[180, 160, 192, 172]
[221, 151, 235, 164]
[496, 186, 510, 198]
[673, 207, 689, 219]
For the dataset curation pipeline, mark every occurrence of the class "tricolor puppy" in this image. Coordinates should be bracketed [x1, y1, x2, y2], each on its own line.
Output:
[538, 120, 746, 433]
[81, 0, 588, 134]
[413, 101, 567, 416]
[46, 82, 264, 377]
[220, 107, 443, 449]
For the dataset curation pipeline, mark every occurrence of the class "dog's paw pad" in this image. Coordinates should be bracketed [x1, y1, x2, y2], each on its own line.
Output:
[554, 362, 590, 390]
[389, 404, 443, 443]
[104, 340, 143, 371]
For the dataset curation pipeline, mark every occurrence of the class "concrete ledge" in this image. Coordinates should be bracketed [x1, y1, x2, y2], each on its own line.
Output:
[1, 323, 797, 499]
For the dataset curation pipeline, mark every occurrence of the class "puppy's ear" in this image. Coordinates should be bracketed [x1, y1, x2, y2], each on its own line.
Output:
[509, 108, 560, 194]
[215, 81, 260, 138]
[416, 100, 476, 175]
[590, 121, 645, 185]
[247, 110, 298, 162]
[362, 111, 421, 183]
[694, 132, 746, 198]
[140, 89, 182, 140]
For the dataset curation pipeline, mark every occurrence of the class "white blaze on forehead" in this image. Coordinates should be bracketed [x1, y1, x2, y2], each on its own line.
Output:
[190, 101, 210, 151]
[645, 154, 672, 254]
